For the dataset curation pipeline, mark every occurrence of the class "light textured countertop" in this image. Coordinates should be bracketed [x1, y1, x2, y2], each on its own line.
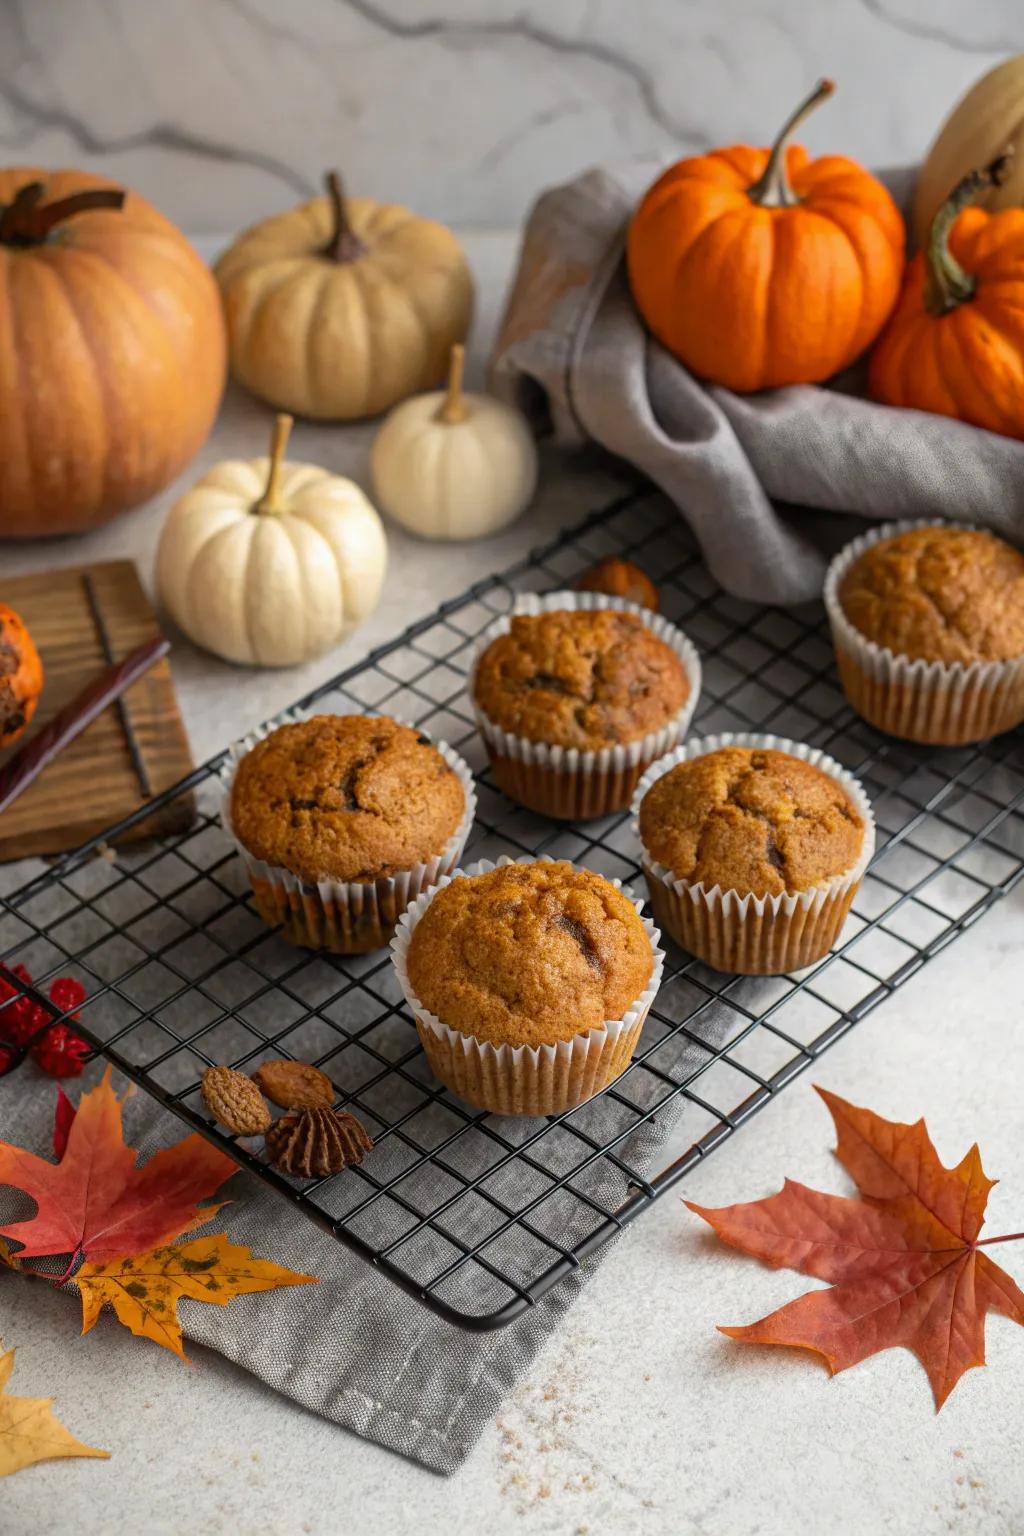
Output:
[3, 233, 1023, 1536]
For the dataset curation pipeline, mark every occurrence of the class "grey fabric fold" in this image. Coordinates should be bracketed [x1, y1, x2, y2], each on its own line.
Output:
[490, 165, 1024, 605]
[0, 987, 730, 1473]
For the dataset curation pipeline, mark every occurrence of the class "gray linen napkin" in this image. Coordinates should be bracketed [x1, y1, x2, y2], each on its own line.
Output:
[490, 165, 1024, 605]
[0, 914, 728, 1474]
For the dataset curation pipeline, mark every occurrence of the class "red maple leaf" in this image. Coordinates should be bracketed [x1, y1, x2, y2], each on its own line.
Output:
[687, 1088, 1024, 1408]
[0, 1068, 237, 1278]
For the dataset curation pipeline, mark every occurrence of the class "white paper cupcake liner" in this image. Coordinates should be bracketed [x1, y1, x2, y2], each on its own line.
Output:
[220, 710, 477, 954]
[824, 519, 1024, 746]
[631, 733, 876, 976]
[469, 589, 701, 820]
[390, 855, 665, 1116]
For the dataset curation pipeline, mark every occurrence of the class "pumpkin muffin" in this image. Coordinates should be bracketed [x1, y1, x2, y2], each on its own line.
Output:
[825, 523, 1024, 744]
[633, 737, 873, 976]
[225, 714, 474, 953]
[471, 597, 700, 820]
[393, 859, 663, 1115]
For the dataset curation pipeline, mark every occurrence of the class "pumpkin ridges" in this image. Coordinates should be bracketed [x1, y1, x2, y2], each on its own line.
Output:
[948, 303, 1024, 436]
[768, 210, 864, 382]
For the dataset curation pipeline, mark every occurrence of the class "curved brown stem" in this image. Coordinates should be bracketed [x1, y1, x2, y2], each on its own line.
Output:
[255, 414, 294, 515]
[924, 151, 1013, 315]
[323, 171, 366, 262]
[438, 343, 468, 424]
[747, 78, 835, 209]
[0, 182, 125, 246]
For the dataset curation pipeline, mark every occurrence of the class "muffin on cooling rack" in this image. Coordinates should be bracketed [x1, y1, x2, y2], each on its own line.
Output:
[391, 857, 664, 1115]
[470, 590, 700, 820]
[633, 735, 874, 976]
[223, 714, 475, 953]
[825, 522, 1024, 745]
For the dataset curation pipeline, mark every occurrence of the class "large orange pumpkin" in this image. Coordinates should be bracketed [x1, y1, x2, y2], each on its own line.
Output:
[870, 154, 1024, 438]
[0, 604, 43, 749]
[626, 80, 905, 393]
[0, 169, 226, 537]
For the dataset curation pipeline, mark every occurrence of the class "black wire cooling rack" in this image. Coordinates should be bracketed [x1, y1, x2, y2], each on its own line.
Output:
[3, 487, 1024, 1331]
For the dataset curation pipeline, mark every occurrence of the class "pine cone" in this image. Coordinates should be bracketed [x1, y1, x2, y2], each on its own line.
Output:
[201, 1065, 272, 1136]
[265, 1106, 373, 1179]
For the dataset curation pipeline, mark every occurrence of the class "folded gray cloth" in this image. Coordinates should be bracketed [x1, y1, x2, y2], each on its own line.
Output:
[0, 917, 730, 1474]
[490, 166, 1024, 605]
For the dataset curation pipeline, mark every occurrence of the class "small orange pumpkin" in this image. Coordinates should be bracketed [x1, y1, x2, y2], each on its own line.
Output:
[626, 80, 905, 393]
[870, 154, 1024, 438]
[0, 604, 43, 749]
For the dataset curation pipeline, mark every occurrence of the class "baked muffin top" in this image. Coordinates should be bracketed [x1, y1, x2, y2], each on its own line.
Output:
[473, 609, 688, 750]
[405, 861, 653, 1048]
[230, 715, 465, 884]
[638, 747, 864, 897]
[838, 527, 1024, 665]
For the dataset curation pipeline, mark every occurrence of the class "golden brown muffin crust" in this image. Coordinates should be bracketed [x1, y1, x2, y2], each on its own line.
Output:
[639, 747, 864, 897]
[231, 715, 465, 884]
[405, 861, 653, 1048]
[838, 527, 1024, 665]
[474, 609, 688, 750]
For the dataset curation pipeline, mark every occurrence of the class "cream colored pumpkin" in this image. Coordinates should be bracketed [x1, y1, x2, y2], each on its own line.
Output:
[157, 415, 387, 667]
[215, 172, 474, 420]
[913, 57, 1024, 248]
[371, 346, 538, 541]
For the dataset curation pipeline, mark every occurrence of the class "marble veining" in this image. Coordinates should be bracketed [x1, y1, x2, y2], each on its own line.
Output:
[0, 0, 1022, 231]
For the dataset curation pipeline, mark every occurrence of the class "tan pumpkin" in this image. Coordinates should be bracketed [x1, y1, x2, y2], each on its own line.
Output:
[0, 168, 226, 538]
[215, 173, 474, 420]
[913, 57, 1024, 249]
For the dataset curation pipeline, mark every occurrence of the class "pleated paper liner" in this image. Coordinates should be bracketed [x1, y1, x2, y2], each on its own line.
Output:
[220, 712, 477, 954]
[824, 519, 1024, 746]
[470, 589, 701, 820]
[391, 856, 665, 1116]
[632, 733, 876, 976]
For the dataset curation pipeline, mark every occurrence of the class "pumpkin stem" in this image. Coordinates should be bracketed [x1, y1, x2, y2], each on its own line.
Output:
[747, 78, 835, 209]
[0, 181, 125, 246]
[255, 414, 294, 516]
[924, 151, 1013, 316]
[323, 171, 366, 263]
[438, 344, 468, 425]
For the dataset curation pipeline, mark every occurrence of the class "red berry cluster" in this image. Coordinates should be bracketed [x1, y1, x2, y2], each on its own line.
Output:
[0, 964, 89, 1078]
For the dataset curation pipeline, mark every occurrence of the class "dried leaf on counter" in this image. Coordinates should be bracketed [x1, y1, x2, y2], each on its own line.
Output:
[74, 1234, 317, 1361]
[0, 1345, 108, 1476]
[688, 1088, 1024, 1409]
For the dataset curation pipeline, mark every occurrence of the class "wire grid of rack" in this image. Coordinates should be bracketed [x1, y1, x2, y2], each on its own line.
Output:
[3, 486, 1024, 1331]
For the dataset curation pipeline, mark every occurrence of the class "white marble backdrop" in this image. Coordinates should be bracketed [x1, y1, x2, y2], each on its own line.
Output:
[1, 0, 1022, 232]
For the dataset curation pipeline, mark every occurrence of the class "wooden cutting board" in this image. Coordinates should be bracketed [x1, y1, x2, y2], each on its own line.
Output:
[0, 560, 194, 861]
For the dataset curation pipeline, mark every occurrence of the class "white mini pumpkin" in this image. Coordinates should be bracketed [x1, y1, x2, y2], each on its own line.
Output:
[370, 346, 538, 541]
[157, 414, 387, 667]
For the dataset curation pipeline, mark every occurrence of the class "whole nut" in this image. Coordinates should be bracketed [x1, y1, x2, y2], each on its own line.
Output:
[575, 557, 658, 612]
[265, 1106, 373, 1179]
[201, 1065, 271, 1136]
[252, 1058, 334, 1110]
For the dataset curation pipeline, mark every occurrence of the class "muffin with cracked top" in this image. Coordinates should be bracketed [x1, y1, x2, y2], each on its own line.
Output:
[634, 737, 873, 976]
[825, 523, 1024, 744]
[471, 597, 700, 820]
[225, 714, 474, 953]
[392, 858, 664, 1115]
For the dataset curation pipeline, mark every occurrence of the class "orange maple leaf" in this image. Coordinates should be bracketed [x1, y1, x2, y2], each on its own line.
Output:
[687, 1088, 1024, 1408]
[0, 1069, 237, 1277]
[73, 1233, 318, 1360]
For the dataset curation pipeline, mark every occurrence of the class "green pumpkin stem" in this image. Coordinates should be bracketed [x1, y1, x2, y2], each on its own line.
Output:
[0, 181, 125, 246]
[747, 78, 835, 209]
[924, 151, 1013, 316]
[323, 171, 366, 263]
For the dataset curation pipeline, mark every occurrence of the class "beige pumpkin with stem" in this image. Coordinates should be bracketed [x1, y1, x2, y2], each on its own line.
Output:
[913, 57, 1024, 248]
[371, 345, 538, 541]
[156, 415, 387, 667]
[215, 172, 474, 420]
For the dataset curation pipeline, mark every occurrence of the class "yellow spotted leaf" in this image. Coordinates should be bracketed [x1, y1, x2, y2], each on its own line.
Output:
[73, 1233, 318, 1360]
[0, 1346, 109, 1476]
